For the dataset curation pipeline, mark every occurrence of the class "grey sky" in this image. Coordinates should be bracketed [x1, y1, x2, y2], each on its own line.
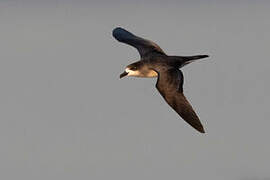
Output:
[0, 1, 269, 180]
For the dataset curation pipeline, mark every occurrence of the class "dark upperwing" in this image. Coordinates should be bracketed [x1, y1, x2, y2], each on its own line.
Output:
[112, 27, 166, 58]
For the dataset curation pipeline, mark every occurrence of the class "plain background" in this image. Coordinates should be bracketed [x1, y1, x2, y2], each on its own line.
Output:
[0, 0, 269, 180]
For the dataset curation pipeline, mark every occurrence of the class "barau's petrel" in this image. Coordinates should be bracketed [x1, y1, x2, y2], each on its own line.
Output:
[113, 27, 209, 133]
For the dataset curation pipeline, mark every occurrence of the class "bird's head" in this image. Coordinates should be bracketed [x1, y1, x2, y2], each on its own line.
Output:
[120, 62, 143, 78]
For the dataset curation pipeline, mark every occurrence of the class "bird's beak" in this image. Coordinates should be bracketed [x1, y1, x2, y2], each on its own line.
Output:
[120, 71, 128, 79]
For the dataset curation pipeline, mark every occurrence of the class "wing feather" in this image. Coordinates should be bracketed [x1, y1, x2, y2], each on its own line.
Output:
[156, 68, 205, 133]
[112, 27, 165, 58]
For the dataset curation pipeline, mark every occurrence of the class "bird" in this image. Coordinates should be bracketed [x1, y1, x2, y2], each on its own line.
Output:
[113, 27, 209, 133]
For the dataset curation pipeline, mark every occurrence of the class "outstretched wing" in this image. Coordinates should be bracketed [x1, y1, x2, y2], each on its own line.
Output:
[112, 27, 165, 58]
[155, 68, 205, 133]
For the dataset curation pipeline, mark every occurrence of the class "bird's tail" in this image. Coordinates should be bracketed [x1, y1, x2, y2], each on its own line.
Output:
[171, 55, 209, 68]
[183, 55, 209, 61]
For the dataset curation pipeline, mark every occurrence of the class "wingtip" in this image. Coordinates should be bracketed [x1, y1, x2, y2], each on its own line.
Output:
[112, 27, 123, 33]
[112, 27, 128, 36]
[200, 129, 206, 134]
[197, 126, 206, 134]
[112, 27, 121, 38]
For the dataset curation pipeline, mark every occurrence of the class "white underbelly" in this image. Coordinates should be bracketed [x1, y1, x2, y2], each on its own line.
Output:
[128, 69, 158, 78]
[133, 70, 158, 78]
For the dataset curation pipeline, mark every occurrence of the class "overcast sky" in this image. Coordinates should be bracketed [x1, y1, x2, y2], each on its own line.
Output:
[0, 0, 269, 180]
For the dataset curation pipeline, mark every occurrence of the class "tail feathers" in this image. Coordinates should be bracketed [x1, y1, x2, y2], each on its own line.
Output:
[170, 55, 209, 68]
[183, 55, 209, 61]
[180, 55, 209, 67]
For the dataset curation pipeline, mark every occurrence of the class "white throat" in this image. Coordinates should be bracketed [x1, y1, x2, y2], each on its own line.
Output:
[125, 68, 158, 78]
[125, 68, 140, 77]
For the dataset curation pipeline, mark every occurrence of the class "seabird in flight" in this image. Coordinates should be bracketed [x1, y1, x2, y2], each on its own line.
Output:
[113, 27, 209, 133]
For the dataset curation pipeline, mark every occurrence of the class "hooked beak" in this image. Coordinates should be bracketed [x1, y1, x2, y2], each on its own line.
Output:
[120, 71, 128, 79]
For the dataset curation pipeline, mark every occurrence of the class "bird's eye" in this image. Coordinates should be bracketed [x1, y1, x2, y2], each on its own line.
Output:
[130, 67, 137, 70]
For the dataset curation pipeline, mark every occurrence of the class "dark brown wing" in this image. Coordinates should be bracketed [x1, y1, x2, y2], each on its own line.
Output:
[112, 27, 165, 58]
[155, 68, 205, 133]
